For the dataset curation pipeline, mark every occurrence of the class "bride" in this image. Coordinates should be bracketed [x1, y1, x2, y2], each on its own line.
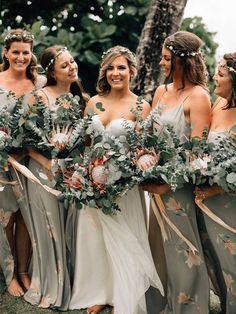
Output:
[69, 46, 164, 314]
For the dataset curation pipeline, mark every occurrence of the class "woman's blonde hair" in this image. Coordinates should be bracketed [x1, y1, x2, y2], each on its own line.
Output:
[96, 45, 137, 95]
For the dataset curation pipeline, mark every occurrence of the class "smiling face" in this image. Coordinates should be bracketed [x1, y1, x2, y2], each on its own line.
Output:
[105, 55, 132, 90]
[159, 47, 172, 77]
[4, 41, 32, 73]
[213, 59, 232, 99]
[53, 50, 78, 85]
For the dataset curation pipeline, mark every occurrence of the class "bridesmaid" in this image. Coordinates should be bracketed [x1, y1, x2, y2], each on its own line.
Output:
[143, 31, 211, 313]
[23, 45, 88, 309]
[197, 52, 236, 313]
[0, 28, 44, 297]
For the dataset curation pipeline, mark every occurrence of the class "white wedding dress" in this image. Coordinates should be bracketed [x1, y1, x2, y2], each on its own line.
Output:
[69, 116, 164, 314]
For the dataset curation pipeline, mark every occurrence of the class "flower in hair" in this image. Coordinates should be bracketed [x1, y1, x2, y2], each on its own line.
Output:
[4, 32, 34, 42]
[228, 66, 236, 74]
[218, 62, 236, 74]
[45, 47, 68, 72]
[165, 44, 200, 57]
[101, 46, 135, 61]
[45, 59, 54, 72]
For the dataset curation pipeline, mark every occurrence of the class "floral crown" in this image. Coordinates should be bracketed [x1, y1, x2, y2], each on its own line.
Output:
[165, 44, 201, 57]
[218, 61, 236, 74]
[4, 32, 34, 43]
[45, 47, 68, 72]
[101, 46, 136, 62]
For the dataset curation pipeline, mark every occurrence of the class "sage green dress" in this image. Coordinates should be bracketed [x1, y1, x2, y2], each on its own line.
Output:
[23, 89, 71, 309]
[198, 130, 236, 314]
[148, 98, 209, 314]
[0, 77, 46, 291]
[0, 88, 19, 288]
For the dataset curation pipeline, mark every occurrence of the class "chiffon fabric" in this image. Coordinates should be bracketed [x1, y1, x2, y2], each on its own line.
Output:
[198, 130, 236, 313]
[148, 101, 209, 314]
[22, 89, 71, 309]
[69, 116, 164, 314]
[0, 88, 19, 288]
[0, 82, 44, 289]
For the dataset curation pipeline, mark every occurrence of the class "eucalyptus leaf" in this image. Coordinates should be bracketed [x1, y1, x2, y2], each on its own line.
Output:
[226, 172, 236, 184]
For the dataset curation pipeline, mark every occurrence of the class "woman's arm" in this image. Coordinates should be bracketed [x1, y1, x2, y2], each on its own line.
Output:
[188, 88, 211, 138]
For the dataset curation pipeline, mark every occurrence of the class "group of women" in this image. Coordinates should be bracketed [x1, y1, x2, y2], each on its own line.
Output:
[0, 27, 235, 314]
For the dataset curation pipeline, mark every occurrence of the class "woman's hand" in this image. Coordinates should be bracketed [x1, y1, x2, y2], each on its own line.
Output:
[141, 182, 170, 195]
[194, 185, 224, 200]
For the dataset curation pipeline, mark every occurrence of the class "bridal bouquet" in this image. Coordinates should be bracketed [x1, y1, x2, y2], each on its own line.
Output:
[58, 130, 141, 214]
[22, 93, 91, 159]
[0, 92, 23, 168]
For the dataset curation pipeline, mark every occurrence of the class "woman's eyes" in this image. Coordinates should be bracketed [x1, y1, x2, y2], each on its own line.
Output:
[107, 66, 127, 70]
[12, 51, 30, 55]
[62, 60, 75, 68]
[163, 57, 171, 62]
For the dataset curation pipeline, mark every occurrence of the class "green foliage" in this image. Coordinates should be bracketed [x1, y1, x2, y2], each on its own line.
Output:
[0, 0, 151, 95]
[0, 2, 219, 98]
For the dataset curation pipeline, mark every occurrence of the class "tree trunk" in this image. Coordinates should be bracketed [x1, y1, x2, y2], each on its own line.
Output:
[133, 0, 188, 102]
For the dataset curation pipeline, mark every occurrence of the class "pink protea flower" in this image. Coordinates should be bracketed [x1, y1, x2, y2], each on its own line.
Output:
[63, 168, 84, 189]
[0, 127, 10, 135]
[133, 148, 159, 171]
[89, 156, 109, 188]
[0, 127, 10, 142]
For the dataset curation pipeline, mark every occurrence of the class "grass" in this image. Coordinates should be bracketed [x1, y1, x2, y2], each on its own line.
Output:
[0, 273, 111, 314]
[0, 273, 221, 313]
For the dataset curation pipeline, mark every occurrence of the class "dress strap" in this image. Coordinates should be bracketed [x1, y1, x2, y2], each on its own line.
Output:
[39, 88, 56, 106]
[157, 91, 166, 105]
[156, 90, 167, 113]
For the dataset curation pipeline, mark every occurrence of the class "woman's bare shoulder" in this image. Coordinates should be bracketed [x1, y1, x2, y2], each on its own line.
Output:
[87, 94, 104, 107]
[151, 84, 166, 108]
[190, 85, 210, 98]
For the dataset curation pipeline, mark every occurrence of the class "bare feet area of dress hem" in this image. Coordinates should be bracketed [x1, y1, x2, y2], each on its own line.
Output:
[0, 273, 221, 313]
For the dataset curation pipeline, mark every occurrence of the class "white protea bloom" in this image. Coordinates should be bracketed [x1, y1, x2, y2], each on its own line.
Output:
[48, 124, 73, 149]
